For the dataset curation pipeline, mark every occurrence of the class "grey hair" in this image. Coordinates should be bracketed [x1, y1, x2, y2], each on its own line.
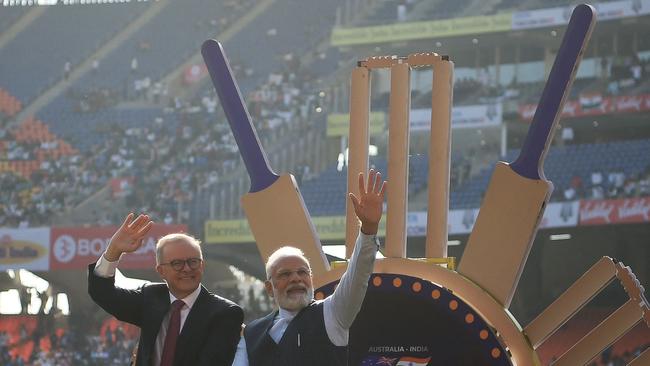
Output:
[156, 233, 202, 264]
[265, 246, 310, 279]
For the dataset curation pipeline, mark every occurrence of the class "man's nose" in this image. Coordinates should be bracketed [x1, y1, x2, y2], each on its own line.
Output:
[288, 271, 302, 281]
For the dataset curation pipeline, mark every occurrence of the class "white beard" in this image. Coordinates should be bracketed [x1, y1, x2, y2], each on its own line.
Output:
[276, 287, 314, 311]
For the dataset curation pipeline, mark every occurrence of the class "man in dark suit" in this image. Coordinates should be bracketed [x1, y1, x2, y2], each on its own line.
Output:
[88, 213, 243, 366]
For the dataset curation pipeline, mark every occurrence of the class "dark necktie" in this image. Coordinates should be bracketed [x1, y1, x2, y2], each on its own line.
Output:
[160, 299, 184, 366]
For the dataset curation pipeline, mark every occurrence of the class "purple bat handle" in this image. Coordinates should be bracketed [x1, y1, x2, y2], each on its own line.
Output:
[510, 4, 595, 180]
[201, 39, 279, 193]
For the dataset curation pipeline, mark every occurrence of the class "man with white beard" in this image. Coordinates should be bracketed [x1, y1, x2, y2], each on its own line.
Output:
[232, 169, 386, 366]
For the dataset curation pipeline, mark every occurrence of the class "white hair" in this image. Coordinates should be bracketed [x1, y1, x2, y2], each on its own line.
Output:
[156, 233, 202, 264]
[265, 246, 310, 279]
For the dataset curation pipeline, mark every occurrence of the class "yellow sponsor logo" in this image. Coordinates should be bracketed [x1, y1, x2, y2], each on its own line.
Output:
[326, 112, 385, 137]
[205, 216, 387, 243]
[331, 13, 512, 46]
[205, 220, 254, 243]
[0, 236, 46, 265]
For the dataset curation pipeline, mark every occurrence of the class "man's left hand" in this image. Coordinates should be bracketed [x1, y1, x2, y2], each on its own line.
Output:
[349, 169, 387, 235]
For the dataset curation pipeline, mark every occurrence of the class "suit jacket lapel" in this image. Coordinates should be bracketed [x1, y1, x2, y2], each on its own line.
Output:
[141, 288, 171, 364]
[174, 286, 209, 363]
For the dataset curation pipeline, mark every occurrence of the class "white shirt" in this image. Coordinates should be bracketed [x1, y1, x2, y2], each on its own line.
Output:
[231, 231, 378, 366]
[93, 254, 202, 366]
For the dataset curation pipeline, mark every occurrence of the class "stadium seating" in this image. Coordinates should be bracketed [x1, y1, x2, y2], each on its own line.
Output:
[0, 2, 150, 103]
[451, 138, 650, 208]
[0, 5, 26, 34]
[0, 88, 22, 117]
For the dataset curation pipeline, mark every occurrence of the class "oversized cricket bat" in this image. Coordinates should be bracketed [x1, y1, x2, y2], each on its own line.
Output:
[201, 40, 330, 276]
[457, 4, 595, 308]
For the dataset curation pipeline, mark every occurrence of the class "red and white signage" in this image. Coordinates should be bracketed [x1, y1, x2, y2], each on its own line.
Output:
[50, 224, 186, 270]
[518, 94, 650, 121]
[579, 197, 650, 226]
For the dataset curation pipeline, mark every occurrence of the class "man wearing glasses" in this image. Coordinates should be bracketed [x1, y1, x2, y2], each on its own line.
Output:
[232, 169, 386, 366]
[88, 213, 243, 366]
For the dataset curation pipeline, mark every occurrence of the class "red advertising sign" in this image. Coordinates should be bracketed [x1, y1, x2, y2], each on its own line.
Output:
[518, 94, 650, 121]
[50, 224, 186, 270]
[579, 197, 650, 226]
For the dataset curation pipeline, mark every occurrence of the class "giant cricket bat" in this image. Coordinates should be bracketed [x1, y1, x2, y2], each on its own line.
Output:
[457, 4, 596, 308]
[201, 40, 330, 276]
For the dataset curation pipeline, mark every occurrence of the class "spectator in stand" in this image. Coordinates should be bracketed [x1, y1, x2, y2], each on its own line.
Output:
[563, 185, 576, 201]
[607, 169, 625, 198]
[590, 170, 604, 199]
[638, 168, 650, 196]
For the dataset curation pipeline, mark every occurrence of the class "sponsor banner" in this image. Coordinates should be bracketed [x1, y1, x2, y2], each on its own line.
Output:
[183, 64, 208, 85]
[518, 94, 650, 121]
[330, 13, 511, 46]
[406, 212, 428, 237]
[579, 197, 650, 225]
[208, 197, 650, 243]
[539, 201, 580, 228]
[50, 224, 186, 270]
[446, 202, 579, 235]
[594, 0, 650, 21]
[326, 112, 385, 137]
[314, 216, 386, 240]
[512, 0, 650, 30]
[448, 209, 479, 235]
[331, 1, 650, 47]
[411, 104, 502, 131]
[206, 201, 582, 243]
[0, 228, 50, 271]
[512, 6, 570, 30]
[205, 219, 254, 243]
[205, 216, 387, 243]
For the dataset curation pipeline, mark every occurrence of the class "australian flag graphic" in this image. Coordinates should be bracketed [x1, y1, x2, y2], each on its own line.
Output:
[361, 356, 431, 366]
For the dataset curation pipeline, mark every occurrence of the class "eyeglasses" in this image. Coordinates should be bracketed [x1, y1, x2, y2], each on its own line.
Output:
[160, 258, 203, 271]
[272, 268, 311, 281]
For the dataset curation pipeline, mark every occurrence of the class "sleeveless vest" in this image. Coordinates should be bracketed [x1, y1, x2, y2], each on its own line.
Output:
[243, 301, 348, 366]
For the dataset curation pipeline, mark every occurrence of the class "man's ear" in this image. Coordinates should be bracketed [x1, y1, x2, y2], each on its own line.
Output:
[155, 264, 164, 278]
[264, 280, 274, 298]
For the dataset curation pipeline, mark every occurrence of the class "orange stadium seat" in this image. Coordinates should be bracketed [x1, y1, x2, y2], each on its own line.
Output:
[100, 317, 141, 343]
[0, 88, 20, 116]
[0, 315, 38, 362]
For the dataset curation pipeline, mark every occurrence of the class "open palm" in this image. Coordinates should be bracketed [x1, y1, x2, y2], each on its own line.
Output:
[349, 169, 387, 234]
[106, 213, 154, 260]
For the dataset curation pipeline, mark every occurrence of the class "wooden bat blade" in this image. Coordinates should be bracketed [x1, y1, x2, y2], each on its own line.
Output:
[457, 4, 595, 308]
[201, 40, 329, 275]
[241, 175, 330, 276]
[459, 163, 550, 305]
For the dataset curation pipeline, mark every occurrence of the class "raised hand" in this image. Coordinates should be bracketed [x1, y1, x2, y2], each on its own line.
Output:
[104, 213, 154, 261]
[349, 169, 387, 235]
